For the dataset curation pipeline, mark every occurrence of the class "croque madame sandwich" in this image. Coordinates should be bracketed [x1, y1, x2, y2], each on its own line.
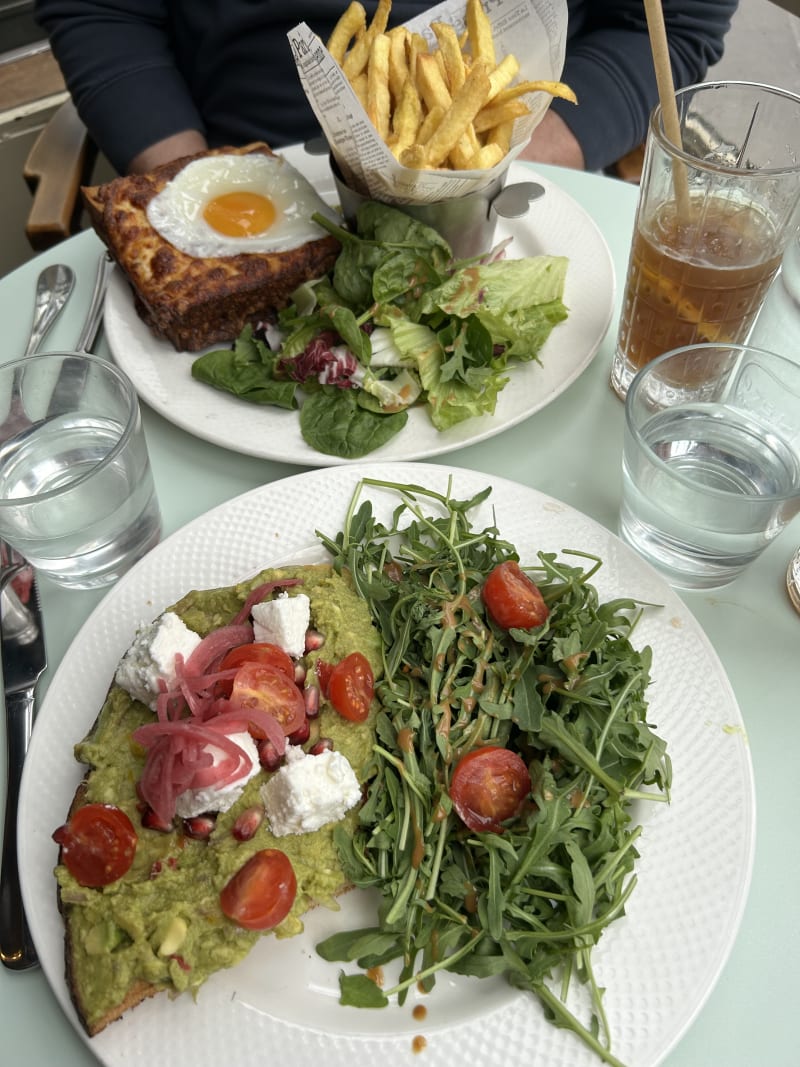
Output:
[52, 564, 381, 1036]
[82, 143, 340, 352]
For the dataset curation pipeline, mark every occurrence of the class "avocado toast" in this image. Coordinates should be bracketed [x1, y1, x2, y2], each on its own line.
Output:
[53, 564, 381, 1036]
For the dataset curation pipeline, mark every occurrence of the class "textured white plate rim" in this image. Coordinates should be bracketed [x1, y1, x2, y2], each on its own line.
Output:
[103, 146, 615, 465]
[18, 462, 755, 1067]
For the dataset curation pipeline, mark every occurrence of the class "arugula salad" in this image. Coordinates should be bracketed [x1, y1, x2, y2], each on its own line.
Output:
[191, 203, 569, 460]
[316, 478, 671, 1067]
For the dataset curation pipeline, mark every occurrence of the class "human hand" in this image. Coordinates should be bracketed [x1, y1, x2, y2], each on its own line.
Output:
[518, 110, 584, 169]
[127, 130, 209, 174]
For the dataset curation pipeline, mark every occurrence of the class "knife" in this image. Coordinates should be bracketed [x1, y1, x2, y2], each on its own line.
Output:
[46, 250, 114, 419]
[0, 558, 46, 971]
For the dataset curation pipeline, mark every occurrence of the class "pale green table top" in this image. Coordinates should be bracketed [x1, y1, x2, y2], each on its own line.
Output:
[1, 162, 797, 1067]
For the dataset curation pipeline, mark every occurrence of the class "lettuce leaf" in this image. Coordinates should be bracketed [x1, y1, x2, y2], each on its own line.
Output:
[190, 204, 571, 454]
[389, 317, 508, 430]
[423, 256, 569, 361]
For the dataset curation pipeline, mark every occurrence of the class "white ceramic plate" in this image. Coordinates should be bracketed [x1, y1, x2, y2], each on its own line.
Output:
[20, 463, 753, 1067]
[104, 146, 614, 465]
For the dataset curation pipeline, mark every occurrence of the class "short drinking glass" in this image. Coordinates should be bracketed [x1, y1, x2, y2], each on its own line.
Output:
[0, 351, 162, 588]
[620, 343, 800, 590]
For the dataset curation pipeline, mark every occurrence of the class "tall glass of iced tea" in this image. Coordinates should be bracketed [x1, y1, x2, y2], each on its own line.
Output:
[611, 81, 800, 401]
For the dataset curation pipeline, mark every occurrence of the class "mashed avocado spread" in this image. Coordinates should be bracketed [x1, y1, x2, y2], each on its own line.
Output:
[55, 565, 381, 1034]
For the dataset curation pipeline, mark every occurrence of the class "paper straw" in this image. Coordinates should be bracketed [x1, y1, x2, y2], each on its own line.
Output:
[643, 0, 690, 216]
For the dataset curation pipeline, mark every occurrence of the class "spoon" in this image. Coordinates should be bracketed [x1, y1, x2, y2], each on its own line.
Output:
[0, 264, 75, 445]
[23, 264, 75, 356]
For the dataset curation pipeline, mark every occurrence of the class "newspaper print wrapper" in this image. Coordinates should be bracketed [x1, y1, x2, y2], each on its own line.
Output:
[287, 0, 568, 206]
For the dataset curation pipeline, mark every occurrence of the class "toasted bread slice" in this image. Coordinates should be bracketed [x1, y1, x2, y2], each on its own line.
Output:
[54, 564, 381, 1036]
[82, 144, 340, 352]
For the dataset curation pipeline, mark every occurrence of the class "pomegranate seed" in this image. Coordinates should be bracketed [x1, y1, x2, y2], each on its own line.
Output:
[232, 806, 264, 841]
[304, 683, 320, 719]
[149, 856, 178, 878]
[304, 629, 326, 652]
[288, 717, 310, 745]
[309, 738, 334, 755]
[141, 807, 174, 833]
[258, 737, 284, 771]
[294, 662, 307, 686]
[182, 815, 216, 840]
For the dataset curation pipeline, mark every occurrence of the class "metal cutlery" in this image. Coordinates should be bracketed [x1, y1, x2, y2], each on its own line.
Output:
[0, 261, 84, 969]
[46, 251, 114, 419]
[0, 546, 46, 970]
[0, 253, 112, 448]
[0, 253, 113, 970]
[0, 263, 75, 444]
[24, 264, 75, 358]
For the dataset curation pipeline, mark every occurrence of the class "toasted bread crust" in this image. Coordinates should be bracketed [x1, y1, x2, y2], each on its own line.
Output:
[57, 781, 163, 1036]
[82, 143, 340, 352]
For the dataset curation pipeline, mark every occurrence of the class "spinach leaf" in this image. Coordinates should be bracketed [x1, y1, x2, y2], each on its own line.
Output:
[299, 389, 407, 458]
[191, 328, 297, 409]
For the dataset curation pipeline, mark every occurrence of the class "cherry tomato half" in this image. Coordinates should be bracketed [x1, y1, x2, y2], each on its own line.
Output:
[220, 849, 297, 930]
[482, 561, 549, 630]
[52, 803, 138, 887]
[449, 746, 531, 834]
[220, 642, 295, 679]
[215, 642, 296, 698]
[230, 662, 305, 735]
[327, 652, 374, 723]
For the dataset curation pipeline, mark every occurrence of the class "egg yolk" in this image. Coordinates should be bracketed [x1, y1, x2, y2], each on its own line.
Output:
[202, 191, 276, 237]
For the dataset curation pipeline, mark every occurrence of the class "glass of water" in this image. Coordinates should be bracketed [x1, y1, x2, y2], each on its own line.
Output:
[620, 342, 800, 590]
[0, 352, 162, 589]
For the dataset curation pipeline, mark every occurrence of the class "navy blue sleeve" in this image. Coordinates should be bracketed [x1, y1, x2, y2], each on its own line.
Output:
[553, 0, 740, 171]
[35, 0, 740, 176]
[34, 0, 205, 173]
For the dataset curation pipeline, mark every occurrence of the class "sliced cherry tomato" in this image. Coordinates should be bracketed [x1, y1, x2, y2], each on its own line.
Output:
[52, 803, 138, 887]
[215, 642, 295, 698]
[220, 849, 297, 930]
[315, 658, 334, 695]
[482, 560, 549, 630]
[449, 746, 531, 834]
[327, 651, 374, 722]
[230, 662, 305, 735]
[220, 642, 295, 679]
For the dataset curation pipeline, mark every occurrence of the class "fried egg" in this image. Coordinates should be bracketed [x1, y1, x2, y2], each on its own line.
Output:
[145, 153, 339, 258]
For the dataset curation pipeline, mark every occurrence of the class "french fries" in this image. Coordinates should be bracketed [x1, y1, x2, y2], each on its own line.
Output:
[325, 0, 575, 171]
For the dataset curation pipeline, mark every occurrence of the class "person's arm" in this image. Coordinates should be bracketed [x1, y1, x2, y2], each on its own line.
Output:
[128, 131, 209, 174]
[34, 0, 207, 174]
[523, 0, 740, 172]
[521, 109, 585, 169]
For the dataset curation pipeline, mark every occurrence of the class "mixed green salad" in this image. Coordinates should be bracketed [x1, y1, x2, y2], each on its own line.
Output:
[192, 203, 569, 459]
[315, 478, 671, 1067]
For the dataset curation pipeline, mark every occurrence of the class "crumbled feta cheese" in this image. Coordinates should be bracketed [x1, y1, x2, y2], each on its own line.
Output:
[174, 731, 261, 819]
[260, 746, 361, 836]
[251, 593, 310, 658]
[115, 611, 202, 709]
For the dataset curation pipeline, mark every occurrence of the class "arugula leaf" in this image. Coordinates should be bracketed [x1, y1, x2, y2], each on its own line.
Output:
[316, 478, 672, 1067]
[338, 973, 389, 1008]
